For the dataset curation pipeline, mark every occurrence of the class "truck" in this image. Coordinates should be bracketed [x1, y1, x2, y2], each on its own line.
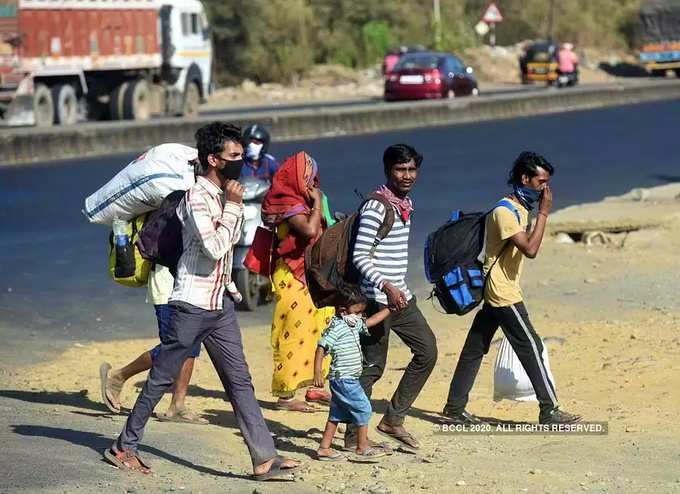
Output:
[639, 0, 680, 77]
[0, 0, 212, 127]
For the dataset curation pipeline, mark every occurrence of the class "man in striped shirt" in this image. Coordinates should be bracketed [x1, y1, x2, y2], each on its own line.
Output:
[106, 123, 300, 481]
[347, 144, 438, 452]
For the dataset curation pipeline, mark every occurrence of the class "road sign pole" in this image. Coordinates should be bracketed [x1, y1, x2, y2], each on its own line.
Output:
[490, 22, 496, 48]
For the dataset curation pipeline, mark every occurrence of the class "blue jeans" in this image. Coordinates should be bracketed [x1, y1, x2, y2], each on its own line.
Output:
[329, 378, 372, 426]
[150, 304, 200, 360]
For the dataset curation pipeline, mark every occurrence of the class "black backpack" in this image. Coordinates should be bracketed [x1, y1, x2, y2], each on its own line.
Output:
[305, 194, 395, 308]
[423, 199, 520, 315]
[136, 190, 186, 276]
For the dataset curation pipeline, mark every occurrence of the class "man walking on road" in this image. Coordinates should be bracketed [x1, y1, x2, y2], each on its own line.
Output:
[442, 151, 581, 425]
[346, 144, 438, 452]
[104, 122, 300, 481]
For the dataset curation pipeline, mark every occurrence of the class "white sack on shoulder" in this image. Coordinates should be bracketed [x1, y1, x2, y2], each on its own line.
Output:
[83, 143, 197, 226]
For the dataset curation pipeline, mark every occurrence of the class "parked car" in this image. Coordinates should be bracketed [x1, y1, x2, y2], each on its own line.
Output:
[384, 52, 478, 101]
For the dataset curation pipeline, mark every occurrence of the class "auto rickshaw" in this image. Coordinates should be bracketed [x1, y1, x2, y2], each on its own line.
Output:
[519, 40, 560, 85]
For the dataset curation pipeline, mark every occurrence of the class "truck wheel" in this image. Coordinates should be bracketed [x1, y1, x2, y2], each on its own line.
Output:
[651, 69, 667, 78]
[123, 79, 151, 120]
[674, 69, 680, 78]
[234, 269, 259, 311]
[182, 81, 201, 117]
[33, 84, 54, 127]
[109, 82, 129, 120]
[51, 84, 79, 125]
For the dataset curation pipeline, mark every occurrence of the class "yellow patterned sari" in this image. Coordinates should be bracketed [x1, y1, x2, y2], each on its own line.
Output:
[270, 222, 333, 397]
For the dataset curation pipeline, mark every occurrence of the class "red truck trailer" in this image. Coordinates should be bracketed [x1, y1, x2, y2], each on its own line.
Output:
[0, 0, 212, 126]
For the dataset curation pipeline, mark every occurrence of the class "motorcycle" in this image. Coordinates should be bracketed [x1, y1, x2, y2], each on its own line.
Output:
[232, 176, 273, 311]
[556, 70, 578, 88]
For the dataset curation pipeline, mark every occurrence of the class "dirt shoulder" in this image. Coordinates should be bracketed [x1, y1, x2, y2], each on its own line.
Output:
[2, 185, 680, 493]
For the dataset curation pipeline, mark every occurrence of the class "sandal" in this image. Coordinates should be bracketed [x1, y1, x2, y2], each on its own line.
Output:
[103, 447, 152, 475]
[353, 446, 387, 463]
[315, 449, 346, 462]
[275, 399, 321, 413]
[375, 424, 420, 452]
[252, 455, 299, 481]
[343, 434, 393, 455]
[305, 388, 331, 406]
[99, 362, 123, 414]
[156, 409, 208, 425]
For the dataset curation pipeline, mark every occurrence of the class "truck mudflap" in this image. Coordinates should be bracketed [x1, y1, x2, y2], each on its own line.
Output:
[0, 76, 36, 126]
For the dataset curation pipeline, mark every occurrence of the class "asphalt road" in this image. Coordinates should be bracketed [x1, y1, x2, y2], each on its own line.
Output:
[1, 97, 680, 492]
[1, 97, 679, 369]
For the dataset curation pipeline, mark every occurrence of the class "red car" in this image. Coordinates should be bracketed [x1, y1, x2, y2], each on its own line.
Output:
[384, 52, 479, 101]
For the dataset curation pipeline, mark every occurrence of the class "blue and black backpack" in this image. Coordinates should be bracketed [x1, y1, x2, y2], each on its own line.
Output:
[423, 199, 520, 315]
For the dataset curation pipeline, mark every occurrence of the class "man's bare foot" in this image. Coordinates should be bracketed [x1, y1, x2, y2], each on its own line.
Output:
[375, 421, 420, 451]
[253, 455, 301, 480]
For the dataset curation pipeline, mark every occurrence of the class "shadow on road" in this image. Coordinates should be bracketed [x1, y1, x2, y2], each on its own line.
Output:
[651, 174, 680, 184]
[9, 424, 257, 479]
[598, 62, 650, 78]
[0, 389, 106, 413]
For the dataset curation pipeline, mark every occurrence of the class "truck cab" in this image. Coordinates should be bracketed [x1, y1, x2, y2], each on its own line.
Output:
[0, 0, 213, 127]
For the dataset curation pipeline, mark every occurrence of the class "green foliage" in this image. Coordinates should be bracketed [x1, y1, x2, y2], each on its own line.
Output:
[203, 0, 646, 85]
[361, 21, 392, 65]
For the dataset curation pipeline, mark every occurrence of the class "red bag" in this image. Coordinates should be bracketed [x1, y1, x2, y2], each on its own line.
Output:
[244, 226, 274, 277]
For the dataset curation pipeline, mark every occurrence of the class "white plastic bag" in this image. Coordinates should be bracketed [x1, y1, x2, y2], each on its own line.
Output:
[83, 143, 197, 225]
[493, 335, 556, 402]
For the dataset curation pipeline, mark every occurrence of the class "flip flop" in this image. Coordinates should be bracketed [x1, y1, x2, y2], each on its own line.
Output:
[274, 399, 321, 413]
[103, 447, 152, 475]
[251, 455, 299, 481]
[156, 409, 209, 425]
[375, 426, 420, 453]
[352, 446, 387, 463]
[342, 439, 393, 455]
[315, 450, 346, 462]
[99, 362, 121, 414]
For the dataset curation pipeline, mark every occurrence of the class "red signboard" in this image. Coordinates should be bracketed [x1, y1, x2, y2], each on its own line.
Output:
[482, 2, 503, 24]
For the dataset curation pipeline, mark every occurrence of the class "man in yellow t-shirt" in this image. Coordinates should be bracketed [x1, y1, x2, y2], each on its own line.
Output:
[442, 151, 581, 425]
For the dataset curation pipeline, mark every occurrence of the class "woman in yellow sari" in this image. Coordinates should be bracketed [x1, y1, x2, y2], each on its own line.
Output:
[262, 151, 335, 412]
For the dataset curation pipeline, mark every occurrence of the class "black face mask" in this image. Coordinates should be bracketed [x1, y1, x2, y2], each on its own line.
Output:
[219, 158, 244, 181]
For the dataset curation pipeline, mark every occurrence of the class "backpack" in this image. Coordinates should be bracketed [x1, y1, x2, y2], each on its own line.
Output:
[135, 190, 186, 276]
[108, 214, 152, 287]
[305, 193, 395, 308]
[423, 199, 520, 315]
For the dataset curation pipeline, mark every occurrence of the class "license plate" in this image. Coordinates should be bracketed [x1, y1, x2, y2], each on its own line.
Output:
[399, 75, 424, 84]
[533, 67, 547, 74]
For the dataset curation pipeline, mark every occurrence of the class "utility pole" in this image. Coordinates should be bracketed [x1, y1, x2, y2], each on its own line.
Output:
[547, 0, 556, 42]
[433, 0, 442, 50]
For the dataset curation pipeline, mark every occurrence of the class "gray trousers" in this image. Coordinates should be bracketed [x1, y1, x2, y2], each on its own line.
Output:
[359, 297, 438, 426]
[115, 295, 276, 467]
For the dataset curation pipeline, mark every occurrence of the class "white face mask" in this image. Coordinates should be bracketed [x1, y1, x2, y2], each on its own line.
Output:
[246, 142, 264, 160]
[342, 314, 363, 328]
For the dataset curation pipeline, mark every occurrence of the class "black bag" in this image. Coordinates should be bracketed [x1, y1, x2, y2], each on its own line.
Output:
[305, 194, 394, 308]
[424, 200, 520, 315]
[136, 190, 186, 276]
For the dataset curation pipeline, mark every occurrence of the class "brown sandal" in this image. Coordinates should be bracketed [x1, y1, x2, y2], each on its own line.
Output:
[103, 448, 152, 475]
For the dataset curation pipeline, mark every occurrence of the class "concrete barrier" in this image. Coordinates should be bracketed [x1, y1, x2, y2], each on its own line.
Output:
[2, 80, 680, 166]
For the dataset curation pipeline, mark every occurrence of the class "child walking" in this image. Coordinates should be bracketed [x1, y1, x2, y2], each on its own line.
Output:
[314, 293, 391, 461]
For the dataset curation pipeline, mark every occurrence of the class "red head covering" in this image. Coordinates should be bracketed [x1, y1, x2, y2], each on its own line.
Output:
[262, 151, 322, 284]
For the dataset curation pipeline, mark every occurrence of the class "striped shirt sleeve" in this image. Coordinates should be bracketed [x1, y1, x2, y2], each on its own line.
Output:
[184, 191, 242, 261]
[352, 200, 388, 290]
[318, 322, 340, 353]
